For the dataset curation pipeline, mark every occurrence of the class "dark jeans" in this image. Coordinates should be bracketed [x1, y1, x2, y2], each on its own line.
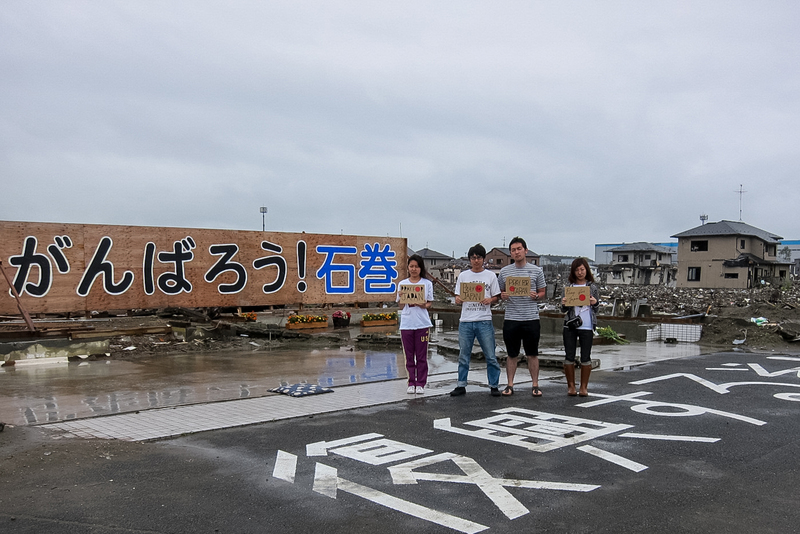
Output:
[563, 327, 593, 364]
[502, 320, 540, 359]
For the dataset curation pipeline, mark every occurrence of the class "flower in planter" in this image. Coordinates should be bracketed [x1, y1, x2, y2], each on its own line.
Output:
[287, 314, 328, 325]
[362, 311, 398, 321]
[332, 310, 351, 320]
[239, 312, 257, 322]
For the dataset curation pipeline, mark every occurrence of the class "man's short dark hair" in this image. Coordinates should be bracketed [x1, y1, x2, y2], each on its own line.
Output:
[509, 236, 527, 250]
[468, 243, 486, 259]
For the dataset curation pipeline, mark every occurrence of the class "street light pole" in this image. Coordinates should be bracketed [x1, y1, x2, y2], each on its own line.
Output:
[260, 206, 267, 231]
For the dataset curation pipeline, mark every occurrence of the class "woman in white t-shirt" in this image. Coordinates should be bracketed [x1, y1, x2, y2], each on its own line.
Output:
[396, 254, 434, 395]
[561, 257, 600, 397]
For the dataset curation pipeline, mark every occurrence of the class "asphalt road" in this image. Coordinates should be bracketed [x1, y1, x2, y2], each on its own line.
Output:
[1, 349, 799, 533]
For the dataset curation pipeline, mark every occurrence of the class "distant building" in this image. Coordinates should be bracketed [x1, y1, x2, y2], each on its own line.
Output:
[413, 248, 454, 270]
[778, 240, 800, 276]
[412, 248, 457, 283]
[485, 247, 540, 270]
[672, 220, 791, 288]
[597, 242, 677, 286]
[538, 254, 576, 266]
[595, 242, 677, 264]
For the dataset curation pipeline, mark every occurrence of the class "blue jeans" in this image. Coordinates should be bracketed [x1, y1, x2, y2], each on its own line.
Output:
[457, 320, 500, 388]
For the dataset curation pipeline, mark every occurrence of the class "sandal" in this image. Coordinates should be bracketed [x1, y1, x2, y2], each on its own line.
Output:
[531, 387, 542, 397]
[501, 386, 514, 396]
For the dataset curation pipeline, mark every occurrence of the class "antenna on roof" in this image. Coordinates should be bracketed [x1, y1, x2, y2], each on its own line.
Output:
[502, 236, 506, 247]
[700, 214, 708, 225]
[735, 184, 747, 220]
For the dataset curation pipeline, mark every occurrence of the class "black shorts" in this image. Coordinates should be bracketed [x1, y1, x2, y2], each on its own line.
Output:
[502, 320, 540, 359]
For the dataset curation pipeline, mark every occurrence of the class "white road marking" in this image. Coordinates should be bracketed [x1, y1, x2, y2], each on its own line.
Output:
[619, 433, 719, 443]
[630, 373, 800, 397]
[577, 445, 648, 472]
[768, 356, 800, 361]
[313, 461, 488, 533]
[434, 409, 631, 452]
[312, 462, 338, 498]
[389, 452, 599, 520]
[631, 373, 729, 394]
[329, 438, 432, 465]
[705, 368, 749, 371]
[747, 363, 800, 378]
[306, 432, 383, 456]
[586, 392, 767, 426]
[774, 393, 800, 402]
[272, 450, 297, 482]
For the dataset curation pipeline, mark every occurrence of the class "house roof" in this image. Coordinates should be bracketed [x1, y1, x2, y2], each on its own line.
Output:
[607, 242, 674, 254]
[671, 220, 783, 243]
[413, 248, 453, 260]
[488, 247, 539, 258]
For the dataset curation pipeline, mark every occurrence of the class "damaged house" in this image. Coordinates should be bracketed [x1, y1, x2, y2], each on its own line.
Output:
[413, 248, 458, 283]
[672, 220, 792, 288]
[485, 247, 540, 270]
[597, 242, 677, 286]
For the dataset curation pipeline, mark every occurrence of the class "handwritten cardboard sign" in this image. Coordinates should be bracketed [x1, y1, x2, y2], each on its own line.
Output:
[459, 282, 485, 302]
[399, 284, 426, 305]
[564, 286, 591, 307]
[505, 276, 531, 297]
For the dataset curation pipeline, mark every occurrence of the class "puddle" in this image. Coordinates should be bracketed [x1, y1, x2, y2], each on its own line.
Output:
[0, 346, 459, 426]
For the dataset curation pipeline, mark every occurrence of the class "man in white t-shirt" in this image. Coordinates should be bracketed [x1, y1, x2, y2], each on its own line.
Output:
[450, 244, 502, 397]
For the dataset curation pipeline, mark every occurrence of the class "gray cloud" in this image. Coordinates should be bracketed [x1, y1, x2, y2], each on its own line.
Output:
[3, 1, 798, 260]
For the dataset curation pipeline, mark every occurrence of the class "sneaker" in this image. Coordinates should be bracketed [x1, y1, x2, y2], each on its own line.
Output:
[407, 386, 415, 394]
[415, 386, 425, 394]
[450, 386, 466, 396]
[490, 387, 501, 397]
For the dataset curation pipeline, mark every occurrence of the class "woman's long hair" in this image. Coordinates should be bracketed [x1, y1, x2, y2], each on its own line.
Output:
[408, 254, 428, 279]
[568, 257, 594, 284]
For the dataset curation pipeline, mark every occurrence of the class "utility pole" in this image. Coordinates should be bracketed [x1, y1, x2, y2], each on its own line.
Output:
[735, 184, 747, 221]
[260, 206, 267, 231]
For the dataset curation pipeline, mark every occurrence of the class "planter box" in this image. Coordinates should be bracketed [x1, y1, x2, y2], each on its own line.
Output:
[361, 319, 398, 327]
[332, 317, 351, 328]
[286, 321, 329, 330]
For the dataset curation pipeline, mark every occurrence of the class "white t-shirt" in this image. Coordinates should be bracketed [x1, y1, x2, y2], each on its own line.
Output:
[455, 269, 500, 322]
[396, 277, 434, 330]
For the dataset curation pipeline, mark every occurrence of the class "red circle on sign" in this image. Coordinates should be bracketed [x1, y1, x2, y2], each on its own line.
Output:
[476, 285, 483, 292]
[509, 286, 515, 292]
[415, 286, 421, 292]
[579, 294, 587, 301]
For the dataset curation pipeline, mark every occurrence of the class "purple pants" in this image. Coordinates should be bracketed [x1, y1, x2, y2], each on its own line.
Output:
[401, 328, 430, 386]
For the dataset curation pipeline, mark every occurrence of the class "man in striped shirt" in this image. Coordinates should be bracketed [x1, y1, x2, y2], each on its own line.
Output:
[497, 237, 547, 397]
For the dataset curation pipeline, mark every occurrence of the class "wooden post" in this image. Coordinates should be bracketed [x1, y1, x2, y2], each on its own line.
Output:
[0, 260, 36, 332]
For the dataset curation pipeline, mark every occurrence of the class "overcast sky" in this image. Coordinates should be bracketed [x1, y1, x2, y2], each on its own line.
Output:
[2, 1, 798, 259]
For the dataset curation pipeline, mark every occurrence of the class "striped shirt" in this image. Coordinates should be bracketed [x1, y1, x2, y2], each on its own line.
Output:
[498, 262, 546, 321]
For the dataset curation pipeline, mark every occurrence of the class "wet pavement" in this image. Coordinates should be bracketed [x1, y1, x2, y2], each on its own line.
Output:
[2, 346, 799, 533]
[0, 323, 716, 429]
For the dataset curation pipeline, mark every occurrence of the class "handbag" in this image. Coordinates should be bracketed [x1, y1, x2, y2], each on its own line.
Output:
[565, 314, 583, 330]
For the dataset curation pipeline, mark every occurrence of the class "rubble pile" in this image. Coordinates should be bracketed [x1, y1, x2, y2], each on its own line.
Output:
[585, 282, 800, 349]
[590, 282, 800, 316]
